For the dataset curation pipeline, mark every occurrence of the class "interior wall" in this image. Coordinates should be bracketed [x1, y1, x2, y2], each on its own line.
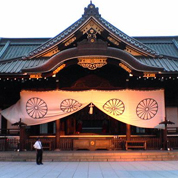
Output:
[166, 107, 178, 127]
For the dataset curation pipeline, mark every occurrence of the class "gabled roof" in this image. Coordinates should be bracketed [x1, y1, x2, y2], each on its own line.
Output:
[0, 2, 178, 77]
[25, 2, 159, 59]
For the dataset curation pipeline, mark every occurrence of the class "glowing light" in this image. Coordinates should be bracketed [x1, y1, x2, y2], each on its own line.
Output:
[30, 73, 42, 79]
[53, 64, 66, 75]
[143, 73, 156, 78]
[119, 63, 132, 73]
[89, 103, 94, 114]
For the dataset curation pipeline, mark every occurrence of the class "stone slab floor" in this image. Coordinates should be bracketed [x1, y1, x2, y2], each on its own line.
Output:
[0, 161, 178, 178]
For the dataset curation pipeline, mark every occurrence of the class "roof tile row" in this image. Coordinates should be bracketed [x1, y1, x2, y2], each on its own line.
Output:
[0, 58, 48, 74]
[137, 57, 178, 72]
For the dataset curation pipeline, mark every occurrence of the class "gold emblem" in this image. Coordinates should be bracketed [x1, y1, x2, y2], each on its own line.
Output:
[78, 57, 107, 70]
[90, 141, 95, 146]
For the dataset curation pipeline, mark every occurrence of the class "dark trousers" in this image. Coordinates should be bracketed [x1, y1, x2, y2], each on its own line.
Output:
[36, 149, 43, 164]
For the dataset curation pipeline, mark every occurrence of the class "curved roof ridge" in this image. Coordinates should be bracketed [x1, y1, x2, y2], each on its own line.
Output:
[97, 16, 159, 57]
[24, 16, 87, 59]
[24, 2, 100, 59]
[24, 2, 159, 59]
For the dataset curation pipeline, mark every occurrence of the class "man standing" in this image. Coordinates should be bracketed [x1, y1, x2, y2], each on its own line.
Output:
[33, 138, 43, 165]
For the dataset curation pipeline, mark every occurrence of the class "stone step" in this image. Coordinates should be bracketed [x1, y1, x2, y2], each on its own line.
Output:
[1, 151, 178, 162]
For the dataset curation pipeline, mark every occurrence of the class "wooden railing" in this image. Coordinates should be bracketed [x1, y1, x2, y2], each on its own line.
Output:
[25, 138, 56, 151]
[0, 129, 19, 136]
[112, 137, 126, 150]
[17, 137, 178, 151]
[59, 138, 73, 150]
[167, 137, 178, 149]
[0, 137, 19, 151]
[0, 136, 178, 151]
[125, 141, 147, 150]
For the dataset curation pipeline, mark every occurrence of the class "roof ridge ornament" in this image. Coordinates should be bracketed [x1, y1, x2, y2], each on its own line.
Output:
[83, 1, 101, 18]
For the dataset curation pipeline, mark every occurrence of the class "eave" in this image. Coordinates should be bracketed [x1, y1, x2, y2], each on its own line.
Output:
[22, 40, 163, 75]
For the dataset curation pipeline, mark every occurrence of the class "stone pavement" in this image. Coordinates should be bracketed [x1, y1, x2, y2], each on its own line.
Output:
[0, 161, 178, 178]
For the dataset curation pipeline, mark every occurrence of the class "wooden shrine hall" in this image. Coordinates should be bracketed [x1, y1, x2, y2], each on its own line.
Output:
[0, 2, 178, 151]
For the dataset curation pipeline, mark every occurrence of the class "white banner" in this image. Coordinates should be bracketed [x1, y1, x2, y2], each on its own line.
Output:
[1, 89, 165, 128]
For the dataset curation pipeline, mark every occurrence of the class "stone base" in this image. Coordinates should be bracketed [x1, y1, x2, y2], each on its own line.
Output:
[1, 150, 178, 162]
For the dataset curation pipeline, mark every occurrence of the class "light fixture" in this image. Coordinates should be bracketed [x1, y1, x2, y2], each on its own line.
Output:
[89, 103, 94, 114]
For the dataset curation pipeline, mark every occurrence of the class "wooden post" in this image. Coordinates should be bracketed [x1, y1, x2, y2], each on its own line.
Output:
[159, 129, 163, 149]
[55, 119, 60, 150]
[164, 123, 168, 150]
[19, 126, 25, 151]
[126, 124, 131, 141]
[73, 117, 76, 134]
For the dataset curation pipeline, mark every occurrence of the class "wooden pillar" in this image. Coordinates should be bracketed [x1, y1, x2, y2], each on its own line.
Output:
[126, 124, 131, 141]
[73, 117, 76, 134]
[19, 126, 25, 151]
[66, 118, 70, 135]
[163, 123, 168, 150]
[55, 119, 60, 150]
[159, 129, 163, 149]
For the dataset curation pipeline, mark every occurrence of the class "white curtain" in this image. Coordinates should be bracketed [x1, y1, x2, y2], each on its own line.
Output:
[1, 89, 165, 128]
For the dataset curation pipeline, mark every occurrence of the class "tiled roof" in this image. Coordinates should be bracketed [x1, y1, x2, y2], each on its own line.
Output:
[25, 3, 159, 59]
[0, 58, 48, 74]
[0, 36, 178, 75]
[25, 18, 88, 59]
[0, 38, 48, 61]
[0, 3, 178, 75]
[135, 37, 178, 58]
[98, 17, 159, 57]
[136, 56, 178, 72]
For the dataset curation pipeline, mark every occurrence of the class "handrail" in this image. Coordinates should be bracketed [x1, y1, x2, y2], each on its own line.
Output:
[0, 129, 20, 136]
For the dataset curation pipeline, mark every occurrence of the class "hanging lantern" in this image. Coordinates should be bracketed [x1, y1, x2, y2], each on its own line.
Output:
[89, 103, 94, 114]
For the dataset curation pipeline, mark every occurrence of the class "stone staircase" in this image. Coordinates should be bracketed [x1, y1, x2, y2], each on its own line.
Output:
[1, 150, 178, 162]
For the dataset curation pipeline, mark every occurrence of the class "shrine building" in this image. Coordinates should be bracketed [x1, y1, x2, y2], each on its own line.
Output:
[0, 2, 178, 151]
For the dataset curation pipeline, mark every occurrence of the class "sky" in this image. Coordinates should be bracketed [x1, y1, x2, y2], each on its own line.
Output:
[0, 0, 178, 38]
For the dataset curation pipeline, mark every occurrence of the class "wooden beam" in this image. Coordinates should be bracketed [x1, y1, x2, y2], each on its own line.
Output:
[20, 126, 25, 151]
[126, 124, 131, 141]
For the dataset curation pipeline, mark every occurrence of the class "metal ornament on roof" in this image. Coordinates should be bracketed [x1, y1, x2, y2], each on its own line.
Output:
[78, 57, 107, 70]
